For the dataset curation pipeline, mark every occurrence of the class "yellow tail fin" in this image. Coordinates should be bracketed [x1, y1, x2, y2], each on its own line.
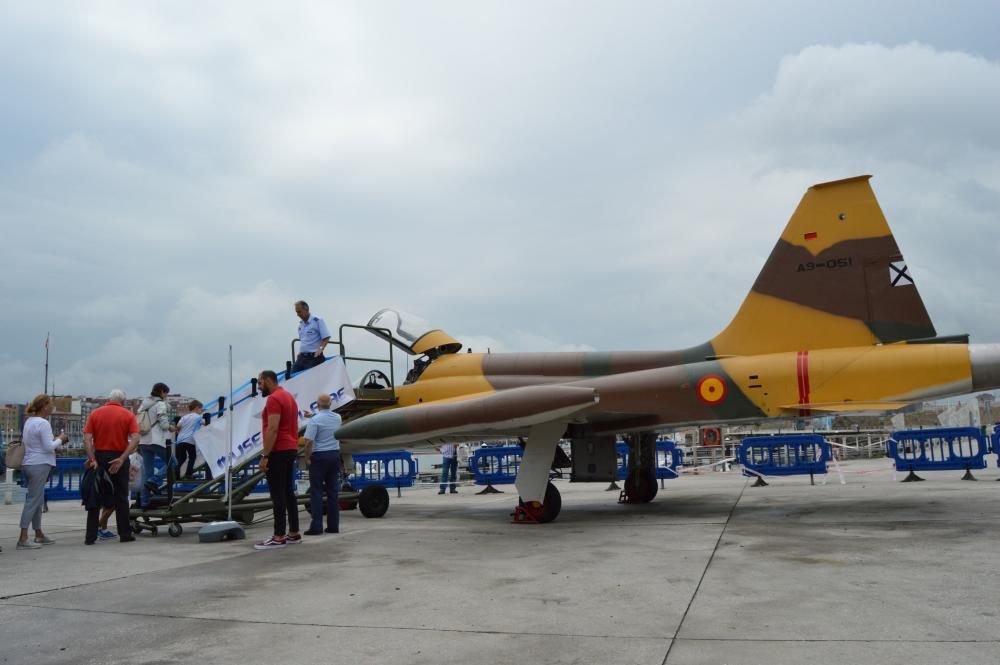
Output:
[711, 176, 935, 357]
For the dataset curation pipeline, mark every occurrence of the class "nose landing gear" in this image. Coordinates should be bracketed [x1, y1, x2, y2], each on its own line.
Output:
[512, 482, 562, 524]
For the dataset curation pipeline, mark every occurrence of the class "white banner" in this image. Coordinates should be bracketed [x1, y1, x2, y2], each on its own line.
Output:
[195, 357, 356, 478]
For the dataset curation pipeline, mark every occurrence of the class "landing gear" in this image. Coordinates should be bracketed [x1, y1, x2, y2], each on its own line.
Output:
[621, 467, 658, 504]
[513, 482, 562, 524]
[619, 432, 659, 504]
[168, 522, 183, 538]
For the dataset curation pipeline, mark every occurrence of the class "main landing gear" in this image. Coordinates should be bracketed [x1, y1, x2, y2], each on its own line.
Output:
[619, 432, 659, 504]
[621, 467, 658, 504]
[512, 482, 562, 524]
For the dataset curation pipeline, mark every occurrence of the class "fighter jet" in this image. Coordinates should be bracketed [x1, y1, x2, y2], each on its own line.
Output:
[335, 175, 1000, 522]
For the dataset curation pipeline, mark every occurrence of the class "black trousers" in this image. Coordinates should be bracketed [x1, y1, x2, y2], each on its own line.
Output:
[291, 352, 325, 374]
[86, 450, 132, 543]
[175, 442, 197, 477]
[266, 450, 299, 536]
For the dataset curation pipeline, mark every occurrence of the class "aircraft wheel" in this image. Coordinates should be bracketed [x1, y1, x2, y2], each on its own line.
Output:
[518, 482, 562, 523]
[359, 485, 390, 518]
[149, 525, 159, 537]
[624, 468, 658, 503]
[168, 523, 183, 538]
[238, 511, 255, 525]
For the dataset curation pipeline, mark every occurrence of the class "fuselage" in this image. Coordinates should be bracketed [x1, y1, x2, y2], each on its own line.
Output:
[387, 342, 986, 435]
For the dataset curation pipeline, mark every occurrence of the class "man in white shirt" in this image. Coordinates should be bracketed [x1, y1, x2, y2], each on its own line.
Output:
[438, 443, 458, 494]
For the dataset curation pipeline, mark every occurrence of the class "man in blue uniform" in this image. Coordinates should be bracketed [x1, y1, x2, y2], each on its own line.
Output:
[303, 393, 343, 535]
[292, 300, 331, 374]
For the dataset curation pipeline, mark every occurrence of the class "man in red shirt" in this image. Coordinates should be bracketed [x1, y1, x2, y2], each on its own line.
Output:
[83, 388, 140, 544]
[255, 370, 302, 550]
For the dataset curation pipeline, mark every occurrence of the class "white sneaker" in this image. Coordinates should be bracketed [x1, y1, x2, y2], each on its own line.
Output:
[17, 540, 42, 550]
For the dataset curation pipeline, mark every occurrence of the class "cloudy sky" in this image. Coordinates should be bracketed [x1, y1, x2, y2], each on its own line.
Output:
[1, 1, 998, 403]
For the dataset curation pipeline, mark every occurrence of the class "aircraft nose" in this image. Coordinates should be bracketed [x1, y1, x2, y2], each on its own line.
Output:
[970, 344, 1000, 393]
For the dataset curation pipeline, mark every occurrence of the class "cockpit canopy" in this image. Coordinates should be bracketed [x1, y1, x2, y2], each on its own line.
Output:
[366, 308, 462, 357]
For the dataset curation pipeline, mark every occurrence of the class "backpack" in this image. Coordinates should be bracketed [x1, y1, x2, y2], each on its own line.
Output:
[137, 407, 154, 435]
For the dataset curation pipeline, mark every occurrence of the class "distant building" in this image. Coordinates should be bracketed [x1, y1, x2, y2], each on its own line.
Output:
[0, 403, 24, 441]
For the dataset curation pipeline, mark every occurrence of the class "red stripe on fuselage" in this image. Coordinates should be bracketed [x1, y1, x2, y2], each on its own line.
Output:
[796, 351, 811, 417]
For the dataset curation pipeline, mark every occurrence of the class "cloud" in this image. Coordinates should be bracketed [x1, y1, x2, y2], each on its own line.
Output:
[2, 4, 1000, 404]
[738, 43, 1000, 168]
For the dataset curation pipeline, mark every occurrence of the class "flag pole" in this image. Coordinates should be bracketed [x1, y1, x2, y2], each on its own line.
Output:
[196, 343, 245, 542]
[227, 344, 234, 522]
[44, 332, 50, 394]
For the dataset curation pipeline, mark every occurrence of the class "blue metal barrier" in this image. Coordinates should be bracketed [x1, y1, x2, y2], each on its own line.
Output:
[616, 439, 683, 480]
[351, 451, 418, 489]
[655, 440, 684, 479]
[470, 445, 522, 486]
[887, 427, 987, 481]
[992, 425, 1000, 464]
[738, 434, 831, 485]
[46, 457, 86, 500]
[41, 456, 290, 502]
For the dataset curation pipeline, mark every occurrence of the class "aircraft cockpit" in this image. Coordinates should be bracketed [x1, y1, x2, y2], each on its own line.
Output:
[365, 308, 463, 384]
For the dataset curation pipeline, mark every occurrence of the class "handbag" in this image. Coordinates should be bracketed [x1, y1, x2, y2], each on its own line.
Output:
[5, 439, 25, 470]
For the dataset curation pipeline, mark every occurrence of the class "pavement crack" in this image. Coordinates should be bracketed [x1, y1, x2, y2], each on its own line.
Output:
[661, 478, 749, 665]
[1, 601, 668, 641]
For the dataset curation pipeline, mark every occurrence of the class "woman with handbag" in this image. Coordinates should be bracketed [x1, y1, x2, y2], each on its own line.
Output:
[17, 394, 68, 550]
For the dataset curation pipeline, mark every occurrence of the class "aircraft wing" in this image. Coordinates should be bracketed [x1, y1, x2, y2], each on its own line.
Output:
[778, 401, 909, 413]
[336, 384, 598, 447]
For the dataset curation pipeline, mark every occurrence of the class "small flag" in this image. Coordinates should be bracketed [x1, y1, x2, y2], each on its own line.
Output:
[45, 332, 49, 350]
[889, 261, 913, 286]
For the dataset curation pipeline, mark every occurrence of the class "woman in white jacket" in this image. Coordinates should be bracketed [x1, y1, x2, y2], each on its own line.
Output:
[17, 394, 68, 550]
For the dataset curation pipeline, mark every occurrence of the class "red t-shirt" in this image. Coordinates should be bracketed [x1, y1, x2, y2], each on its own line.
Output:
[262, 386, 299, 452]
[84, 401, 139, 452]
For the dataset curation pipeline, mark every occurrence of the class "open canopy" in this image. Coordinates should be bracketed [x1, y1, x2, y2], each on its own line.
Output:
[365, 308, 462, 356]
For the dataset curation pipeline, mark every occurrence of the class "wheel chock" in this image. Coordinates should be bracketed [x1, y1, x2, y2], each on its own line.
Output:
[511, 503, 542, 524]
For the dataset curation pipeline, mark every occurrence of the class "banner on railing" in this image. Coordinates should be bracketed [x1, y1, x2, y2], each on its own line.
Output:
[196, 357, 355, 478]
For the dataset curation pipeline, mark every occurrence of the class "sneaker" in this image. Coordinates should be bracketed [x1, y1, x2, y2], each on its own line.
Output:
[16, 540, 42, 550]
[120, 535, 136, 543]
[97, 529, 117, 541]
[34, 536, 55, 545]
[254, 536, 287, 550]
[303, 529, 323, 536]
[324, 528, 339, 534]
[437, 490, 445, 495]
[285, 533, 303, 545]
[450, 490, 458, 494]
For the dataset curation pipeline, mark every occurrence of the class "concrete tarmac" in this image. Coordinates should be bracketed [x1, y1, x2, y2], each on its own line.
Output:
[2, 458, 1000, 665]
